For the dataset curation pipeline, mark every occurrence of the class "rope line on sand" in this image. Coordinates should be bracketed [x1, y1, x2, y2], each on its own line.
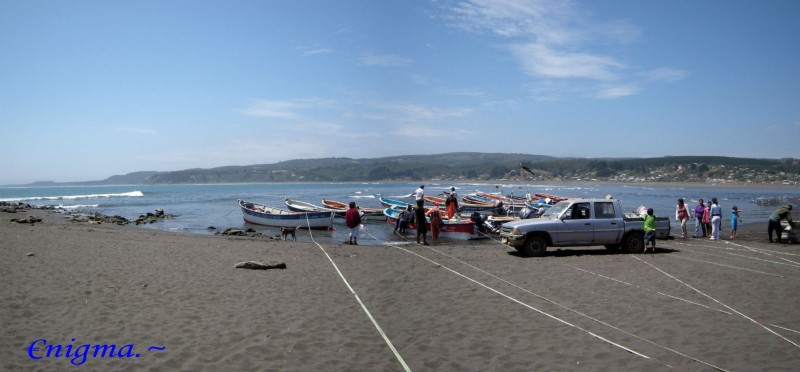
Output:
[721, 240, 800, 267]
[566, 264, 732, 315]
[669, 254, 794, 279]
[362, 228, 652, 361]
[305, 217, 411, 372]
[405, 229, 731, 370]
[632, 255, 800, 349]
[367, 224, 735, 370]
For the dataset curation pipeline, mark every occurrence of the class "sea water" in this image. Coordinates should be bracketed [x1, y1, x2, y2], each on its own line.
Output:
[2, 182, 797, 245]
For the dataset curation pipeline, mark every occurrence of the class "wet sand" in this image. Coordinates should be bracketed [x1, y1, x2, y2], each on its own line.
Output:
[2, 209, 799, 371]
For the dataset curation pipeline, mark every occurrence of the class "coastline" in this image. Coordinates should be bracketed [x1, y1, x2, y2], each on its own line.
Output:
[2, 209, 799, 370]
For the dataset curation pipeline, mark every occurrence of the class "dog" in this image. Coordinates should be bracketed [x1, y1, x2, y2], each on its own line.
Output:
[280, 226, 298, 241]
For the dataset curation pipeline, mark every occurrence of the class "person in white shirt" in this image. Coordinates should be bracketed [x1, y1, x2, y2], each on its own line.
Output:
[413, 185, 425, 207]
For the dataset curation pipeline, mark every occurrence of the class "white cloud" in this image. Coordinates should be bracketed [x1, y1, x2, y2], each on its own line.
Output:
[116, 127, 158, 135]
[359, 53, 412, 67]
[594, 84, 640, 99]
[441, 0, 679, 100]
[508, 43, 623, 81]
[238, 98, 336, 120]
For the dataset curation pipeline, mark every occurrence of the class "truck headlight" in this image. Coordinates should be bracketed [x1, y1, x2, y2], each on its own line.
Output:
[511, 227, 520, 235]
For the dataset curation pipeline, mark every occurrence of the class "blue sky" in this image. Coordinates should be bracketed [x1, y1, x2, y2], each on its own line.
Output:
[2, 0, 799, 184]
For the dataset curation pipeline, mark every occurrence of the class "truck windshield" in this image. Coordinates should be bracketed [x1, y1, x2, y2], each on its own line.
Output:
[541, 201, 570, 218]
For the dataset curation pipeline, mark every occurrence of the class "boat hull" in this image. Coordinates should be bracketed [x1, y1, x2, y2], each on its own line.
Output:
[384, 208, 477, 240]
[238, 200, 334, 229]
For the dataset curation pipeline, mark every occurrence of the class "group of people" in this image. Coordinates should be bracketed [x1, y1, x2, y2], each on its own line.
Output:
[674, 197, 794, 243]
[397, 185, 460, 245]
[673, 197, 736, 241]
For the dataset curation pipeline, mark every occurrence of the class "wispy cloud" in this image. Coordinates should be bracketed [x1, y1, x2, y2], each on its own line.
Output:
[238, 98, 336, 119]
[359, 52, 412, 67]
[116, 127, 158, 135]
[441, 0, 681, 100]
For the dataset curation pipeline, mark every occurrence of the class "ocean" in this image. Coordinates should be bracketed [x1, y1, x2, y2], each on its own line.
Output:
[2, 182, 798, 245]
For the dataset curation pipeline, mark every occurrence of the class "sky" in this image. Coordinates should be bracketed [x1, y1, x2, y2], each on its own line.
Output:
[2, 0, 799, 184]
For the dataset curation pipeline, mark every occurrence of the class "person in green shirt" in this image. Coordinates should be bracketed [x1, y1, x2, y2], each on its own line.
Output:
[643, 208, 657, 253]
[768, 205, 793, 243]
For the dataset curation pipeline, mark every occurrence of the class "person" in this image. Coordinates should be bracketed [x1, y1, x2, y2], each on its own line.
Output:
[345, 201, 362, 245]
[768, 205, 794, 243]
[730, 206, 741, 239]
[445, 193, 458, 219]
[709, 197, 722, 241]
[395, 205, 413, 234]
[703, 201, 712, 238]
[426, 203, 442, 245]
[643, 208, 657, 253]
[693, 198, 706, 238]
[414, 206, 429, 245]
[413, 185, 425, 208]
[675, 198, 690, 238]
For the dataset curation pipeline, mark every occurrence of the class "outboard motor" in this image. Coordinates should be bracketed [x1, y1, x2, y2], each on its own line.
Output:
[519, 207, 537, 219]
[494, 201, 508, 216]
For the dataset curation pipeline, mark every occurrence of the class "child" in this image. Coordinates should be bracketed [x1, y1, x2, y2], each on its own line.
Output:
[730, 206, 742, 239]
[643, 208, 657, 253]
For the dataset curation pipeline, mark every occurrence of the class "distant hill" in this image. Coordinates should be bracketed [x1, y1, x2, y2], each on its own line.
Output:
[7, 171, 159, 187]
[7, 153, 799, 186]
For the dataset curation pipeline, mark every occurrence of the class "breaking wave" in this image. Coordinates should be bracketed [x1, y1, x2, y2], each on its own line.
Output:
[0, 191, 144, 202]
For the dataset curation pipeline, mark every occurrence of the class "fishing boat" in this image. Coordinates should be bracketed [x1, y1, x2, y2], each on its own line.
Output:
[423, 195, 495, 212]
[321, 199, 385, 220]
[383, 208, 480, 240]
[285, 198, 337, 214]
[238, 199, 335, 229]
[378, 197, 412, 209]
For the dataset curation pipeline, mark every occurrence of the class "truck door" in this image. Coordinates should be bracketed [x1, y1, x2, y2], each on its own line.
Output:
[593, 201, 622, 243]
[557, 202, 593, 245]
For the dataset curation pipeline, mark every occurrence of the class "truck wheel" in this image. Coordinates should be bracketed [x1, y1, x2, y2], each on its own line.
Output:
[622, 232, 644, 254]
[521, 236, 547, 257]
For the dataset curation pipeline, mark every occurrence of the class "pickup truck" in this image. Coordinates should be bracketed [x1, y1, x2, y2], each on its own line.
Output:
[499, 199, 671, 257]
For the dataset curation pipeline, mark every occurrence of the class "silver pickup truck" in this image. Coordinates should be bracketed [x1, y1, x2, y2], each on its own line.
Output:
[499, 199, 671, 256]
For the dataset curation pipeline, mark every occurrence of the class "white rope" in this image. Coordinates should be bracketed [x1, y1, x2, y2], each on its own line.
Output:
[632, 255, 800, 349]
[304, 215, 411, 372]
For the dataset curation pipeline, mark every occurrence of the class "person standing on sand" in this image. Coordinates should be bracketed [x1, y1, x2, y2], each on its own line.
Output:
[730, 206, 742, 239]
[426, 203, 441, 245]
[414, 206, 429, 245]
[643, 208, 657, 253]
[445, 193, 458, 220]
[395, 205, 413, 234]
[675, 198, 690, 238]
[703, 201, 712, 237]
[709, 197, 722, 240]
[768, 205, 793, 243]
[694, 198, 706, 238]
[345, 201, 362, 245]
[413, 185, 425, 208]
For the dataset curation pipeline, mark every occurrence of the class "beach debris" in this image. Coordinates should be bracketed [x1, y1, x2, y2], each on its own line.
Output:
[215, 227, 276, 239]
[1, 201, 31, 213]
[134, 209, 176, 225]
[10, 215, 41, 224]
[234, 261, 287, 270]
[26, 252, 35, 257]
[71, 213, 130, 225]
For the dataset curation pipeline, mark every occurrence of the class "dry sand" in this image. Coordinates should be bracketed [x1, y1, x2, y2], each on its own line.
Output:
[2, 209, 799, 371]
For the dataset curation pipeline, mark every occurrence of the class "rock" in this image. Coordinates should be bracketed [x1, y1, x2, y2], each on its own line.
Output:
[207, 226, 217, 230]
[10, 216, 41, 224]
[26, 252, 35, 257]
[234, 261, 287, 270]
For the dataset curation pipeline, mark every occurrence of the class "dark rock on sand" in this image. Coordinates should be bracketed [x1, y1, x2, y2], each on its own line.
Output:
[234, 261, 287, 270]
[10, 216, 42, 224]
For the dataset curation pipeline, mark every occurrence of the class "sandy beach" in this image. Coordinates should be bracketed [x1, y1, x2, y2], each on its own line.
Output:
[2, 208, 799, 371]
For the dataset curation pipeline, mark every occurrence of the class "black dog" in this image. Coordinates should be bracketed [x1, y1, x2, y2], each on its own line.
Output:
[280, 227, 297, 241]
